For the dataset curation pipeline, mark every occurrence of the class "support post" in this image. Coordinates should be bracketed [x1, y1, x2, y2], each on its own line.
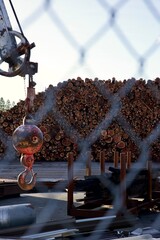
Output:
[127, 151, 131, 169]
[67, 152, 74, 215]
[120, 152, 127, 212]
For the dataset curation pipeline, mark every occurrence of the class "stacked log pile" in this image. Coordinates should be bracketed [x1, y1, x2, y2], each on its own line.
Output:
[0, 77, 160, 162]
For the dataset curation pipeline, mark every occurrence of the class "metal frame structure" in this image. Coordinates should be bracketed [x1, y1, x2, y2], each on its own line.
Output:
[67, 151, 160, 219]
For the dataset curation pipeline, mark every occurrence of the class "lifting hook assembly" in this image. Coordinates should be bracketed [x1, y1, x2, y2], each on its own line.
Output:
[17, 154, 37, 191]
[12, 97, 43, 190]
[13, 101, 43, 190]
[12, 77, 43, 191]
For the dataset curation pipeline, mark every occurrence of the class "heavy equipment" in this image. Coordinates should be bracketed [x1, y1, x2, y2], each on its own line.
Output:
[0, 0, 43, 190]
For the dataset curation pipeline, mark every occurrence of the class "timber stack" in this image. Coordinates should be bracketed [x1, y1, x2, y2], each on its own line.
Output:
[0, 77, 160, 162]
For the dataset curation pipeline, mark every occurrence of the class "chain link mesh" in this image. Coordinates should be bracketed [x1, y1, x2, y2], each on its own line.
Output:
[0, 0, 160, 239]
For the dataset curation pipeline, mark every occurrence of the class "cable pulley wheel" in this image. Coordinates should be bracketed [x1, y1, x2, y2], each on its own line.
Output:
[0, 30, 30, 77]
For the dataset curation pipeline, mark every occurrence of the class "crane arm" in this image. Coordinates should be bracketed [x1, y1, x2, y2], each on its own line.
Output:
[0, 0, 37, 78]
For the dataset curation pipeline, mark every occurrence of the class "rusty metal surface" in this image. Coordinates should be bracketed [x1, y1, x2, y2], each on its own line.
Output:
[0, 193, 159, 239]
[0, 162, 160, 239]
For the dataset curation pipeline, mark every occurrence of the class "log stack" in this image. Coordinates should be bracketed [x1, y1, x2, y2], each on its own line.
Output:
[0, 77, 160, 162]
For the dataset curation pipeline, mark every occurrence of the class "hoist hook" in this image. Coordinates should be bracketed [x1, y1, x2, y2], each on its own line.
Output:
[20, 154, 34, 169]
[17, 168, 37, 191]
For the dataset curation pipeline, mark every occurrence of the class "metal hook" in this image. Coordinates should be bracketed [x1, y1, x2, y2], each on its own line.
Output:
[17, 168, 37, 191]
[20, 154, 34, 169]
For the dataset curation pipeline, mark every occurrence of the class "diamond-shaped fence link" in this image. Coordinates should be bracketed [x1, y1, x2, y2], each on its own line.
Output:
[0, 0, 160, 239]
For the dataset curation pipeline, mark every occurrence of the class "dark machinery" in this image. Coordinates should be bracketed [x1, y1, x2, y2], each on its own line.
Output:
[67, 150, 160, 220]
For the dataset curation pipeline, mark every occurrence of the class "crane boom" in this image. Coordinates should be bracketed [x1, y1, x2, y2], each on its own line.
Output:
[0, 0, 37, 78]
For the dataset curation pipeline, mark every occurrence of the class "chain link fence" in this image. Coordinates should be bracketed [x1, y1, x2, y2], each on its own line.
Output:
[0, 0, 160, 239]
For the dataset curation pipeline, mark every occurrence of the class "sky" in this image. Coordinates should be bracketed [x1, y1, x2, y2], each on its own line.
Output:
[0, 0, 160, 103]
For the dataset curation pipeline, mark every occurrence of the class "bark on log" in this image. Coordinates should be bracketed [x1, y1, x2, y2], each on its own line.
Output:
[0, 77, 159, 162]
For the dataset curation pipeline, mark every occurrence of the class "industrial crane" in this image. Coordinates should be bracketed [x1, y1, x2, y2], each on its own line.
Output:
[0, 0, 43, 190]
[0, 0, 37, 81]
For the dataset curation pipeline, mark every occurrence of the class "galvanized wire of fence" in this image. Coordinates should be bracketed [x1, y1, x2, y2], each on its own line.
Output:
[0, 0, 160, 239]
